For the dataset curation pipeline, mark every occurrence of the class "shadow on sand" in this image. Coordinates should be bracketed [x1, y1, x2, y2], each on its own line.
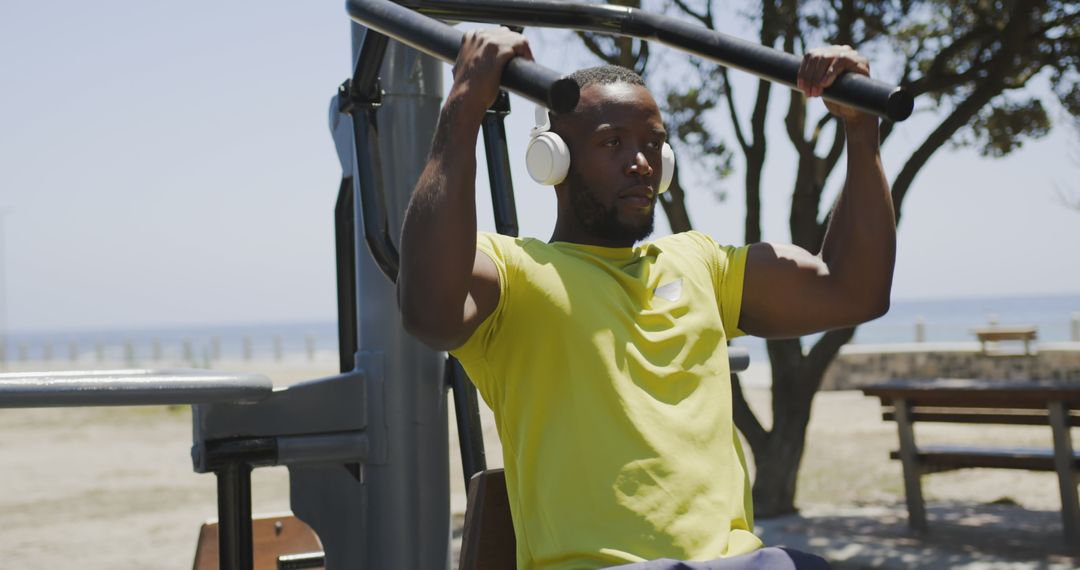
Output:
[756, 501, 1078, 569]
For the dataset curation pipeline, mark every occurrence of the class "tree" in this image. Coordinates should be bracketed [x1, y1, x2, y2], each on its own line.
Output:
[579, 0, 1079, 516]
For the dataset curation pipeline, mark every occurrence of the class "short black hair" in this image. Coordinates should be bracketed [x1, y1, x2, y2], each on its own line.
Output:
[566, 65, 645, 90]
[552, 65, 646, 120]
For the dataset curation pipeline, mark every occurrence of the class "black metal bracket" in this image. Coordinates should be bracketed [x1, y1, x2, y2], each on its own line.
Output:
[486, 89, 511, 116]
[337, 79, 384, 114]
[193, 436, 278, 570]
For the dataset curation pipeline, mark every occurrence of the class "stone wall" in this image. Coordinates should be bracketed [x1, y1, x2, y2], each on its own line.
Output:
[821, 342, 1080, 391]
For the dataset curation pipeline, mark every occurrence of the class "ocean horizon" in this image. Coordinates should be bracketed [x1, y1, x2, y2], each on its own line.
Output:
[4, 292, 1079, 364]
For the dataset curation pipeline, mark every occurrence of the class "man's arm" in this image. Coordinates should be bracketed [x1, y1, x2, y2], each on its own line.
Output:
[398, 30, 532, 350]
[738, 46, 896, 338]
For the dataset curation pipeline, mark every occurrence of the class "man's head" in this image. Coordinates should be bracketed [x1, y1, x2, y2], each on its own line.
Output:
[547, 65, 667, 248]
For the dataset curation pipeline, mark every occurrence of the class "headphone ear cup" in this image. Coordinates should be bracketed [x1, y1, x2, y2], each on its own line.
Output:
[658, 143, 676, 194]
[526, 132, 570, 186]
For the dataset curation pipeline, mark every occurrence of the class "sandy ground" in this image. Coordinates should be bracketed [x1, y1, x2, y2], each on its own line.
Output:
[1, 360, 1076, 568]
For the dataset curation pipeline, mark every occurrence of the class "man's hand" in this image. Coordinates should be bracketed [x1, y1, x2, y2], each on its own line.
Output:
[797, 45, 874, 125]
[450, 28, 533, 117]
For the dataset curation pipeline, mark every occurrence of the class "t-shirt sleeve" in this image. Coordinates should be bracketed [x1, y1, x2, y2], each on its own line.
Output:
[450, 232, 511, 367]
[691, 232, 750, 339]
[716, 243, 750, 338]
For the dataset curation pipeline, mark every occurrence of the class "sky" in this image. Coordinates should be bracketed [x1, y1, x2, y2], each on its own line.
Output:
[1, 1, 1078, 334]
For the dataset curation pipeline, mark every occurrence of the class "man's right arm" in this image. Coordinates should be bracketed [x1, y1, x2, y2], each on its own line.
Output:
[398, 30, 531, 351]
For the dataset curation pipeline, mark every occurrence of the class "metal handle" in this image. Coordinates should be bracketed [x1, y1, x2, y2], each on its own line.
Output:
[346, 0, 580, 113]
[0, 369, 272, 409]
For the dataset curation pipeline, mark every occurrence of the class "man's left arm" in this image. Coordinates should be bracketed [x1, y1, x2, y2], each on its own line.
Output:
[738, 46, 896, 338]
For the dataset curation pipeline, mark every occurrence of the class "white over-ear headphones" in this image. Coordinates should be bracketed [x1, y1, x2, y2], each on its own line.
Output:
[525, 105, 675, 193]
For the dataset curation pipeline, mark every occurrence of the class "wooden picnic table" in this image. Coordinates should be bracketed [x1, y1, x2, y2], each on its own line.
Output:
[862, 378, 1080, 546]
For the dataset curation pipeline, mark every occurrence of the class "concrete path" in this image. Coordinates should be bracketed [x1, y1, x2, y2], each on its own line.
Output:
[757, 502, 1078, 569]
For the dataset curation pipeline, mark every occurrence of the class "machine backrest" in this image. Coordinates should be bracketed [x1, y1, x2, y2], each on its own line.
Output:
[459, 469, 516, 570]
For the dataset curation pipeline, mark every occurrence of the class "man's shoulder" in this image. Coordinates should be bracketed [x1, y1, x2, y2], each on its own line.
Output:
[477, 231, 537, 255]
[648, 230, 720, 253]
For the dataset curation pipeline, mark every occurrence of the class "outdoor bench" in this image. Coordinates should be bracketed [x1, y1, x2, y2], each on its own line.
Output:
[971, 325, 1038, 356]
[861, 378, 1080, 546]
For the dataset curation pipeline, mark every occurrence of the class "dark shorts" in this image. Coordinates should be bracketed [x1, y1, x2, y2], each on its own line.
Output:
[606, 547, 832, 570]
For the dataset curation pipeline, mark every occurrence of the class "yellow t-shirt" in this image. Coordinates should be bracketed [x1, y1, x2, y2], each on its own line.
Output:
[451, 231, 760, 569]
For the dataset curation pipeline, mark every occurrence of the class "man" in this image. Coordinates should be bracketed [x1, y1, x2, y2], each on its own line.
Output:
[398, 28, 894, 570]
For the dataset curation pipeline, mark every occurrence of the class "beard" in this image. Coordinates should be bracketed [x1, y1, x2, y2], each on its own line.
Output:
[566, 169, 656, 244]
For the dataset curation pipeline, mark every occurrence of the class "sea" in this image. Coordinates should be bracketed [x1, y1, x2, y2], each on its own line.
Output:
[3, 293, 1079, 367]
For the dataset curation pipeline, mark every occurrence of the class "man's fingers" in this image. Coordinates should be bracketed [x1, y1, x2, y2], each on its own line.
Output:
[797, 53, 810, 94]
[820, 60, 847, 90]
[517, 38, 534, 62]
[805, 55, 829, 97]
[800, 46, 868, 98]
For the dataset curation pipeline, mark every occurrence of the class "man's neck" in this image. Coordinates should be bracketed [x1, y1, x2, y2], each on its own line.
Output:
[549, 220, 635, 248]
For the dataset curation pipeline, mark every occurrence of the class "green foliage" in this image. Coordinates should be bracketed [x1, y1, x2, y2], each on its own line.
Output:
[955, 97, 1051, 156]
[662, 60, 733, 197]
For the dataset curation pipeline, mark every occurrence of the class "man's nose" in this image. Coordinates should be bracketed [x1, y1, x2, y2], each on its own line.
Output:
[627, 151, 654, 178]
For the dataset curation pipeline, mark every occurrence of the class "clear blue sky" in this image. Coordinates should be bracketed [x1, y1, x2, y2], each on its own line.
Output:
[2, 1, 1078, 334]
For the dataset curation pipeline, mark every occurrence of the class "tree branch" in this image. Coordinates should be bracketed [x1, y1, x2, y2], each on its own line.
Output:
[892, 83, 998, 219]
[731, 373, 769, 452]
[577, 32, 616, 65]
[785, 88, 811, 153]
[920, 24, 997, 84]
[810, 112, 834, 149]
[721, 68, 751, 152]
[893, 0, 1039, 219]
[823, 117, 846, 176]
[801, 327, 856, 397]
[671, 0, 712, 28]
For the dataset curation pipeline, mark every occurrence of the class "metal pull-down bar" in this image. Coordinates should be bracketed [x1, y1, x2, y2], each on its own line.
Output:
[353, 0, 914, 122]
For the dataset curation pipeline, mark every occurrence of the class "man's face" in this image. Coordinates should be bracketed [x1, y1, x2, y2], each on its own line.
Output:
[553, 83, 667, 246]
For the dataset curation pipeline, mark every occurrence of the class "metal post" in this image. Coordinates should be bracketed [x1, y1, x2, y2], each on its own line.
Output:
[1072, 313, 1079, 343]
[481, 90, 519, 237]
[0, 209, 8, 371]
[448, 356, 487, 487]
[215, 462, 254, 570]
[351, 28, 449, 568]
[915, 316, 925, 343]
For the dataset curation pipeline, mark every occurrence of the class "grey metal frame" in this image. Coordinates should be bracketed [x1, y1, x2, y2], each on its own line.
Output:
[1, 3, 770, 569]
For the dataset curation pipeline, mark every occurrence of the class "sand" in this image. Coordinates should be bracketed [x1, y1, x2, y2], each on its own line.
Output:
[1, 360, 1076, 569]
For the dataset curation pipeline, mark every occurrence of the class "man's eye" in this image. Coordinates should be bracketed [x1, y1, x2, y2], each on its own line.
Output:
[647, 140, 663, 150]
[603, 138, 620, 147]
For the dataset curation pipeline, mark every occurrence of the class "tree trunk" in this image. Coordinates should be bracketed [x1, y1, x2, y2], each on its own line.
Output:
[659, 164, 693, 232]
[750, 416, 810, 517]
[743, 329, 855, 517]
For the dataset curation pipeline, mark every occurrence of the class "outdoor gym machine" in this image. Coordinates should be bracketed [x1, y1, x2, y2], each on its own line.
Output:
[0, 1, 910, 569]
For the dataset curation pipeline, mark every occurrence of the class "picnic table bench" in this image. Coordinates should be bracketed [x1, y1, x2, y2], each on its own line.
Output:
[971, 325, 1038, 355]
[861, 378, 1080, 546]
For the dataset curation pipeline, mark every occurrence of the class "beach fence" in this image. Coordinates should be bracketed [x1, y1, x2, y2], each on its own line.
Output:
[0, 332, 336, 370]
[2, 312, 1078, 370]
[853, 312, 1080, 345]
